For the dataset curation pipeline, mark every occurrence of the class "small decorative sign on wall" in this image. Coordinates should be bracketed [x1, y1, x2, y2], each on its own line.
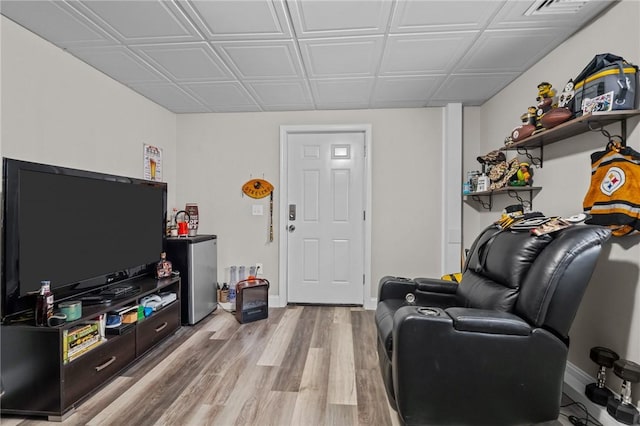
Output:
[143, 143, 162, 181]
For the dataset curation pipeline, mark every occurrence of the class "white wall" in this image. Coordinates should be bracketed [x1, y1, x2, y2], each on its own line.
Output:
[176, 109, 444, 300]
[469, 0, 640, 398]
[0, 16, 177, 205]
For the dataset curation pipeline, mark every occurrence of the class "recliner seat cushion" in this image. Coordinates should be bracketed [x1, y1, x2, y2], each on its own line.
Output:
[455, 271, 519, 311]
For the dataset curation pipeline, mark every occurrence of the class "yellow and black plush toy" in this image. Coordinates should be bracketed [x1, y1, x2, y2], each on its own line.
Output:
[509, 162, 534, 186]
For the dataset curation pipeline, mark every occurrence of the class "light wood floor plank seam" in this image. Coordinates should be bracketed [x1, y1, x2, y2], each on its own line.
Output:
[257, 306, 303, 367]
[327, 319, 357, 406]
[270, 306, 318, 392]
[290, 347, 330, 426]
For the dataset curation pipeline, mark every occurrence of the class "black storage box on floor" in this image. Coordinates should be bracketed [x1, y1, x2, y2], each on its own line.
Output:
[235, 278, 269, 324]
[572, 53, 639, 115]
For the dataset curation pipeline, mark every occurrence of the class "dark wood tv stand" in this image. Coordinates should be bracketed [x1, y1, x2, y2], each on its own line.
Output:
[0, 276, 181, 421]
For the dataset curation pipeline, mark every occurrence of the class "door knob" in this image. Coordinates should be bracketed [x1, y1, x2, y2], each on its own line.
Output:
[288, 224, 296, 233]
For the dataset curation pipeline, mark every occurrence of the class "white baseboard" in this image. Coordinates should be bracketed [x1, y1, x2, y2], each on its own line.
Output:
[269, 296, 377, 309]
[563, 361, 619, 425]
[269, 295, 285, 308]
[364, 297, 377, 310]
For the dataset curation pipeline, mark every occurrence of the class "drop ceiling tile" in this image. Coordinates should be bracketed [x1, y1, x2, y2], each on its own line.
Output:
[287, 0, 393, 37]
[310, 78, 374, 108]
[488, 0, 615, 29]
[457, 28, 572, 73]
[129, 82, 210, 112]
[72, 0, 202, 44]
[179, 0, 291, 40]
[299, 36, 384, 78]
[380, 32, 478, 76]
[390, 0, 506, 33]
[431, 72, 520, 105]
[213, 40, 305, 80]
[0, 0, 117, 47]
[371, 75, 446, 107]
[245, 80, 314, 110]
[67, 46, 166, 84]
[182, 82, 261, 112]
[131, 42, 234, 82]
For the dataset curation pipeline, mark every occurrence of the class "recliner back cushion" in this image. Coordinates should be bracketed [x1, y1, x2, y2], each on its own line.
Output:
[458, 230, 553, 311]
[463, 225, 499, 272]
[515, 226, 611, 336]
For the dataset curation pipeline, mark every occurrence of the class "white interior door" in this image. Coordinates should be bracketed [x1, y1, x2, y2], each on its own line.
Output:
[284, 130, 365, 304]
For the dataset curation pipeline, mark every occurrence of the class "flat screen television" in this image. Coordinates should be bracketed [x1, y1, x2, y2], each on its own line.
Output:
[1, 158, 167, 321]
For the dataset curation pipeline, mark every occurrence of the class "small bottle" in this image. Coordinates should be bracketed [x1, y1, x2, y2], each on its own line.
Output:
[156, 252, 172, 279]
[463, 181, 471, 195]
[476, 173, 490, 192]
[35, 280, 54, 326]
[168, 208, 178, 236]
[228, 282, 236, 308]
[221, 283, 229, 303]
[228, 266, 237, 308]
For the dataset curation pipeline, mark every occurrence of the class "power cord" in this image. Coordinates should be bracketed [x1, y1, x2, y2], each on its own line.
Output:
[561, 401, 603, 426]
[568, 415, 587, 426]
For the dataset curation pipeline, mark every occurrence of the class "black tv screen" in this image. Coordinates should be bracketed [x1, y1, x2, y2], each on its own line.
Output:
[2, 158, 167, 319]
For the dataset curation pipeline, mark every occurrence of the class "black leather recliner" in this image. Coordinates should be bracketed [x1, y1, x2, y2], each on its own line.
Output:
[375, 223, 611, 425]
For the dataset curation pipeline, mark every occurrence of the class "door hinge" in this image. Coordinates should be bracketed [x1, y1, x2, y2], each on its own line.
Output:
[363, 210, 366, 220]
[363, 274, 365, 285]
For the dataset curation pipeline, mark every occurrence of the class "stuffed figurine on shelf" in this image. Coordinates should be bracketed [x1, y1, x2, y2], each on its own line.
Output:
[536, 82, 557, 129]
[509, 162, 534, 186]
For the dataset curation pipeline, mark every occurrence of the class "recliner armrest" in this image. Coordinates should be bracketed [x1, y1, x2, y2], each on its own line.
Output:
[378, 276, 416, 301]
[445, 307, 532, 336]
[415, 277, 458, 294]
[414, 277, 459, 307]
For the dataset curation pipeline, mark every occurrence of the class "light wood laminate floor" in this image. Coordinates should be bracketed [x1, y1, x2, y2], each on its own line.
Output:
[1, 306, 588, 425]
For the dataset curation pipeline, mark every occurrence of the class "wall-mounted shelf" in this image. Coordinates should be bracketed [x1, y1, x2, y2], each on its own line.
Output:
[500, 110, 640, 167]
[465, 186, 542, 211]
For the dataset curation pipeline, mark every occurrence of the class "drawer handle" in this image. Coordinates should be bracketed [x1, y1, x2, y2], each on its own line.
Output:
[95, 356, 116, 372]
[155, 322, 168, 333]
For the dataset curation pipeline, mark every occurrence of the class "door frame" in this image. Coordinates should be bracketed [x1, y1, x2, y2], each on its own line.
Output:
[278, 124, 372, 308]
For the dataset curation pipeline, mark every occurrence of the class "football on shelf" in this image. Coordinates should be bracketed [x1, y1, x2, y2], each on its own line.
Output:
[511, 124, 536, 142]
[540, 107, 572, 129]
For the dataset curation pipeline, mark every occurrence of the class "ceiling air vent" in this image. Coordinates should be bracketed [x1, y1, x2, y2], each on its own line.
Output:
[524, 0, 590, 16]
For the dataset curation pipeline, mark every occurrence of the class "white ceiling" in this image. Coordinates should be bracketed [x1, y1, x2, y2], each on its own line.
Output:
[1, 0, 617, 113]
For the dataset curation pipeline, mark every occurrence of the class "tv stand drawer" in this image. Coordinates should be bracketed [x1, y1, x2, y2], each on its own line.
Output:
[136, 302, 180, 356]
[63, 330, 136, 409]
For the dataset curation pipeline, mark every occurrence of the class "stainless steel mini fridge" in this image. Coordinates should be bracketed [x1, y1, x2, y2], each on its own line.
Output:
[166, 235, 217, 325]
